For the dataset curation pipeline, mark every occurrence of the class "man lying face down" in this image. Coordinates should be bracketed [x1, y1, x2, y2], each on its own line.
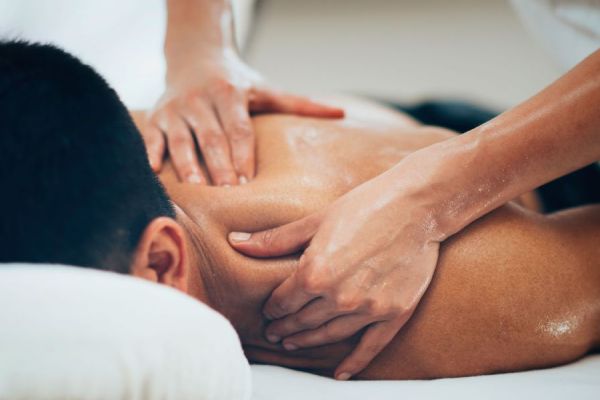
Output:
[1, 41, 599, 380]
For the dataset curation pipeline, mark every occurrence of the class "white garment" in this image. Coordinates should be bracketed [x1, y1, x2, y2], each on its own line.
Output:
[0, 0, 165, 109]
[0, 0, 255, 109]
[511, 0, 600, 71]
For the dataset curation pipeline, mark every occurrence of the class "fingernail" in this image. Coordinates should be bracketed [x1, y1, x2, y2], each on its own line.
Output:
[187, 174, 202, 184]
[222, 183, 232, 188]
[336, 372, 352, 381]
[283, 342, 298, 351]
[229, 232, 251, 242]
[239, 175, 248, 184]
[266, 334, 280, 343]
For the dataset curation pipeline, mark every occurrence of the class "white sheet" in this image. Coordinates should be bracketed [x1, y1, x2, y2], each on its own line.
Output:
[251, 355, 600, 400]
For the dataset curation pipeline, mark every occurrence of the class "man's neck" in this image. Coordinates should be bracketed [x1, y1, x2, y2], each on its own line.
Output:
[177, 205, 295, 343]
[175, 208, 219, 308]
[176, 207, 272, 343]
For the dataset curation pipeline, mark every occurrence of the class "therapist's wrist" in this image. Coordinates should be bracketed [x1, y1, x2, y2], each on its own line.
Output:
[164, 47, 253, 90]
[381, 153, 449, 244]
[165, 46, 236, 81]
[164, 0, 237, 71]
[389, 134, 486, 242]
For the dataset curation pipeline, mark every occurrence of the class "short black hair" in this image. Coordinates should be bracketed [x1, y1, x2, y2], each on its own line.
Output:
[0, 40, 175, 273]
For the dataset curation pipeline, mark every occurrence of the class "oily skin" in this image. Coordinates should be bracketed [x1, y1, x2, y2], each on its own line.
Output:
[143, 0, 344, 185]
[226, 49, 600, 379]
[134, 100, 600, 380]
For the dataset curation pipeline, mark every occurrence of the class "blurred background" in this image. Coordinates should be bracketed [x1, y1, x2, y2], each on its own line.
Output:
[0, 0, 563, 110]
[247, 0, 561, 110]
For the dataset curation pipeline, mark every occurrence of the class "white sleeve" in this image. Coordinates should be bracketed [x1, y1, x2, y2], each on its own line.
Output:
[510, 0, 600, 70]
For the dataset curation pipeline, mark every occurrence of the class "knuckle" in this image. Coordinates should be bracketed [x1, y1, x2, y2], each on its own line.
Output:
[298, 270, 325, 295]
[202, 132, 227, 149]
[230, 122, 252, 140]
[229, 124, 253, 142]
[310, 254, 328, 271]
[149, 114, 165, 129]
[182, 91, 198, 105]
[303, 255, 327, 277]
[215, 79, 235, 95]
[297, 257, 329, 294]
[333, 292, 359, 311]
[367, 299, 390, 316]
[146, 109, 159, 121]
[261, 228, 277, 249]
[392, 301, 411, 317]
[169, 134, 191, 149]
[159, 103, 178, 118]
[271, 300, 288, 316]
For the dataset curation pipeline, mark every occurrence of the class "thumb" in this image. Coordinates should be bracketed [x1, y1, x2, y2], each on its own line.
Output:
[228, 213, 323, 258]
[251, 90, 345, 119]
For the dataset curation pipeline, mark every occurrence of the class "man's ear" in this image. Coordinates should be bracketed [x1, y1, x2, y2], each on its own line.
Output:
[130, 217, 189, 293]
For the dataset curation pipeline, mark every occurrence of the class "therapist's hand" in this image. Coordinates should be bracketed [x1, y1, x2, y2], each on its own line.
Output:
[228, 163, 442, 380]
[227, 46, 600, 380]
[142, 52, 344, 185]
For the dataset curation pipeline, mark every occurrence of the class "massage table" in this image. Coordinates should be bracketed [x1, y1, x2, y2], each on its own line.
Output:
[251, 358, 600, 400]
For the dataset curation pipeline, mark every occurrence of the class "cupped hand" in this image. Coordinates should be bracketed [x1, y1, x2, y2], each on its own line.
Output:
[142, 53, 344, 185]
[228, 164, 443, 380]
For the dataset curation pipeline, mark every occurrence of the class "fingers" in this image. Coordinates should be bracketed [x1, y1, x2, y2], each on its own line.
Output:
[264, 298, 342, 343]
[251, 90, 345, 118]
[243, 345, 314, 370]
[279, 314, 371, 351]
[228, 212, 322, 257]
[334, 320, 404, 380]
[149, 84, 340, 184]
[228, 212, 325, 321]
[158, 110, 205, 183]
[215, 93, 256, 181]
[262, 269, 318, 320]
[140, 122, 166, 172]
[185, 100, 238, 186]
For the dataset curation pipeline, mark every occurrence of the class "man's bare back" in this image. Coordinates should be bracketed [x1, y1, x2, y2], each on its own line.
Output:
[133, 98, 600, 379]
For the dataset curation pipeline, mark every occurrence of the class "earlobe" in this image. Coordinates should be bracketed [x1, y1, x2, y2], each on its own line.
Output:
[130, 217, 189, 293]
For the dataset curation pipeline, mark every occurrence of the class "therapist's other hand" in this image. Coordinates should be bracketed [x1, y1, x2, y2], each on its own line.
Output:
[143, 53, 344, 185]
[228, 165, 442, 380]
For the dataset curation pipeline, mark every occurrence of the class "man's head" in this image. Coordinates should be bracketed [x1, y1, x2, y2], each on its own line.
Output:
[0, 41, 190, 289]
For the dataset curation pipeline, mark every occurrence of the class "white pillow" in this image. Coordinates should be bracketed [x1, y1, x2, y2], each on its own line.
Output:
[0, 264, 251, 400]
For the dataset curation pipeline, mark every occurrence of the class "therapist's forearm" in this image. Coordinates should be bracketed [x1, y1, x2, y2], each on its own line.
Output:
[395, 49, 600, 240]
[164, 0, 237, 76]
